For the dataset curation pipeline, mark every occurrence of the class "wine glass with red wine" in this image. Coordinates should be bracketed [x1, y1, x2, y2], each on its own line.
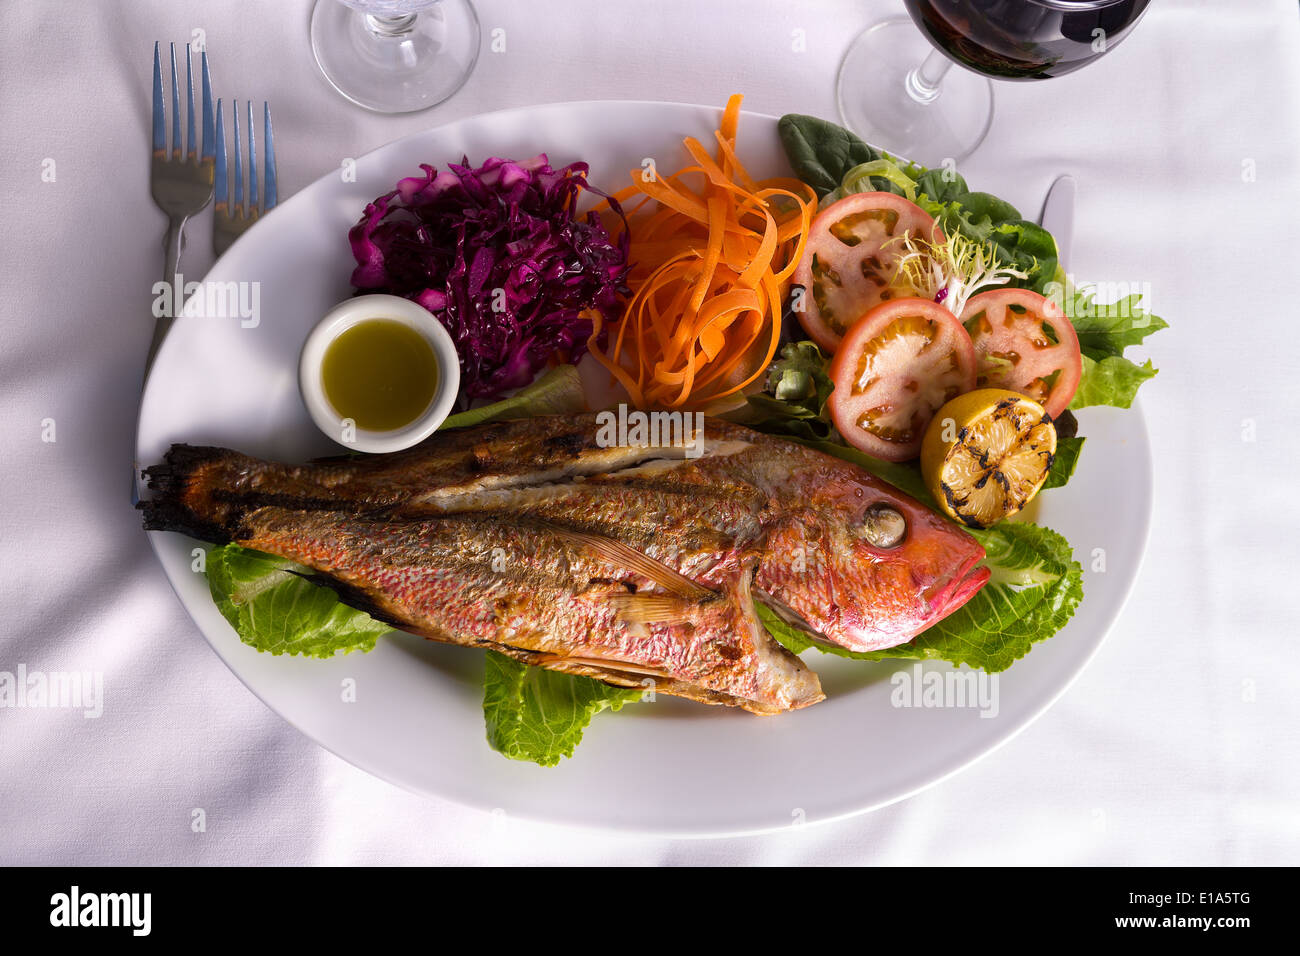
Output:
[836, 0, 1151, 166]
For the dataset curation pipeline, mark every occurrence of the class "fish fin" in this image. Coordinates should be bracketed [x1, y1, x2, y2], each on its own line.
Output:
[514, 651, 796, 715]
[752, 588, 828, 642]
[607, 593, 699, 624]
[530, 653, 668, 679]
[539, 523, 714, 600]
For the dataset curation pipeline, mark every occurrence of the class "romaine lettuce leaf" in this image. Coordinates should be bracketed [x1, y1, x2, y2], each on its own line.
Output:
[482, 651, 641, 766]
[205, 544, 390, 657]
[440, 364, 586, 431]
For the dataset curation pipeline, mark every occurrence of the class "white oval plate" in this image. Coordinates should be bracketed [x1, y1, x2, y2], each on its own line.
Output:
[137, 101, 1152, 837]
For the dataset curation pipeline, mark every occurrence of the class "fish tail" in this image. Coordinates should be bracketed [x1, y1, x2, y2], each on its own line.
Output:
[137, 444, 249, 543]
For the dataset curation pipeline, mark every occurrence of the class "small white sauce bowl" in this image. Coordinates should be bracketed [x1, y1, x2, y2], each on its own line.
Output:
[299, 294, 460, 454]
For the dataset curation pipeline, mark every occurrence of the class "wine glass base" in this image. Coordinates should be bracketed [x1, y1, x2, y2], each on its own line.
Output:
[310, 0, 481, 114]
[836, 17, 993, 167]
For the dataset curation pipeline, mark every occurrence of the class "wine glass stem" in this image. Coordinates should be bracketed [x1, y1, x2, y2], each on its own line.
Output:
[905, 49, 953, 104]
[366, 13, 417, 38]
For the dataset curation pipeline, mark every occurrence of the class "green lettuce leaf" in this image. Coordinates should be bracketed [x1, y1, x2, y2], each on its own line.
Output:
[910, 186, 1058, 294]
[1052, 285, 1168, 361]
[795, 438, 930, 500]
[440, 365, 586, 431]
[1070, 355, 1158, 410]
[204, 541, 638, 767]
[482, 651, 641, 766]
[824, 159, 921, 205]
[777, 114, 882, 197]
[1043, 436, 1085, 490]
[754, 602, 819, 655]
[205, 544, 390, 657]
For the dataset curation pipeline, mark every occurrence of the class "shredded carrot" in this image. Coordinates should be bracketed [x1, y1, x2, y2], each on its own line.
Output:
[588, 95, 815, 411]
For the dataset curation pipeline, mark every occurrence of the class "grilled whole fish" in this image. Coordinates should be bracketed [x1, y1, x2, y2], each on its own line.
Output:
[140, 414, 989, 713]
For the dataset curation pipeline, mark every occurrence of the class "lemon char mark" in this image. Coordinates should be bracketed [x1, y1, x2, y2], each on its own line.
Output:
[941, 397, 1056, 529]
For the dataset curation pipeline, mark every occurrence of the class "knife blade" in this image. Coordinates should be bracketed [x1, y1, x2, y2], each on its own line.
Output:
[1038, 174, 1076, 273]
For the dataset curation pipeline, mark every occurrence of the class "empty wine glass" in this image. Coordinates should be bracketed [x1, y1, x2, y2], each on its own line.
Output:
[311, 0, 481, 114]
[836, 0, 1152, 166]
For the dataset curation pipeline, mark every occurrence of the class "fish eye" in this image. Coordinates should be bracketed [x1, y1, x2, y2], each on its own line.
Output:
[860, 503, 906, 549]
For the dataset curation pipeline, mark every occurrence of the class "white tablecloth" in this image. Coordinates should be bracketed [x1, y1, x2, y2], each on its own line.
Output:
[2, 0, 1298, 865]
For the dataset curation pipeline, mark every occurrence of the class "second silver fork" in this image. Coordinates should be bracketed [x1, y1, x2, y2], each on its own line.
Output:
[214, 100, 278, 257]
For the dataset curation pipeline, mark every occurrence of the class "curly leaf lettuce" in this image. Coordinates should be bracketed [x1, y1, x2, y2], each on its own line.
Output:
[483, 651, 641, 766]
[1055, 286, 1169, 360]
[1045, 283, 1166, 410]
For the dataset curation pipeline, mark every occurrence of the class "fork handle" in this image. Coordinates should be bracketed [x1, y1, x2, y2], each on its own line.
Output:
[143, 214, 188, 377]
[135, 214, 187, 504]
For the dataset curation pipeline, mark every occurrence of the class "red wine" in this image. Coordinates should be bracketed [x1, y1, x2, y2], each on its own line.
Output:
[904, 0, 1151, 80]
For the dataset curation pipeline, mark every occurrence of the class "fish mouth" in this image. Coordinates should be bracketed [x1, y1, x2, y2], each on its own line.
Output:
[929, 554, 991, 622]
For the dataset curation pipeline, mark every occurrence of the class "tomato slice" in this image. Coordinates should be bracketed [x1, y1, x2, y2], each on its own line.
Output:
[828, 298, 977, 462]
[959, 289, 1082, 418]
[792, 192, 943, 353]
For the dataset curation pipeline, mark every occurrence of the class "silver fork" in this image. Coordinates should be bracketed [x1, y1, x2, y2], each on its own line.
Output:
[213, 100, 278, 257]
[146, 41, 214, 374]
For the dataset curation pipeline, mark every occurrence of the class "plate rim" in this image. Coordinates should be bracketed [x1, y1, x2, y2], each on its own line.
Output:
[136, 98, 1156, 838]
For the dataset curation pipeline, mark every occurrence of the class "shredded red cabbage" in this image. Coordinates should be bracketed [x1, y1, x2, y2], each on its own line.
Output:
[348, 155, 629, 403]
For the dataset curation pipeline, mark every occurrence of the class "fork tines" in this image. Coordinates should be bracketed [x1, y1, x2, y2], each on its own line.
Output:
[214, 99, 278, 254]
[151, 40, 213, 164]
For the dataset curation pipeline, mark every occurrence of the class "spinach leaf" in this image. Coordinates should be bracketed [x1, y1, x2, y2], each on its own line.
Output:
[777, 114, 882, 198]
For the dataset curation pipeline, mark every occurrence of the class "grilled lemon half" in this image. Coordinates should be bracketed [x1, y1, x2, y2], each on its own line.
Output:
[921, 389, 1057, 529]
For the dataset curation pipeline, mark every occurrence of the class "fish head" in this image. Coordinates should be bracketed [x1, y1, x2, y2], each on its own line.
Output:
[757, 470, 990, 653]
